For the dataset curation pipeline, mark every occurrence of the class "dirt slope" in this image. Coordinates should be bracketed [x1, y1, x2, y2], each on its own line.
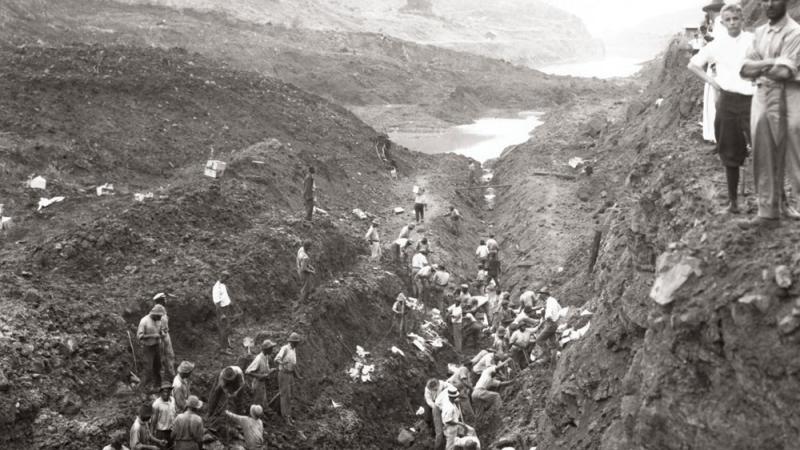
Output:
[486, 10, 800, 449]
[1, 0, 614, 128]
[0, 36, 504, 449]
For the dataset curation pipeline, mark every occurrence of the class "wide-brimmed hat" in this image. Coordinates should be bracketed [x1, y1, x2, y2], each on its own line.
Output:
[288, 332, 302, 343]
[221, 366, 239, 381]
[261, 339, 277, 350]
[250, 404, 264, 417]
[702, 0, 724, 12]
[177, 361, 195, 374]
[447, 386, 460, 399]
[159, 381, 173, 391]
[371, 219, 380, 225]
[186, 395, 203, 410]
[150, 304, 167, 316]
[152, 292, 166, 302]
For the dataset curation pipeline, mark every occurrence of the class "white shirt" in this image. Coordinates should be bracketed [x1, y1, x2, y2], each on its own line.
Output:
[398, 226, 412, 239]
[296, 247, 310, 274]
[475, 245, 489, 259]
[365, 226, 379, 242]
[690, 31, 755, 96]
[416, 265, 433, 279]
[486, 238, 499, 252]
[414, 192, 426, 204]
[544, 296, 562, 322]
[448, 304, 463, 324]
[151, 397, 177, 431]
[474, 365, 499, 391]
[472, 352, 494, 375]
[411, 253, 428, 269]
[424, 379, 454, 409]
[275, 344, 297, 371]
[212, 280, 231, 307]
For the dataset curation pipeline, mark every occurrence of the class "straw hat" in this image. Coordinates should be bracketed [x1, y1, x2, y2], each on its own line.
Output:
[447, 386, 460, 399]
[288, 332, 302, 343]
[149, 304, 166, 316]
[186, 395, 203, 410]
[177, 361, 195, 374]
[261, 339, 277, 350]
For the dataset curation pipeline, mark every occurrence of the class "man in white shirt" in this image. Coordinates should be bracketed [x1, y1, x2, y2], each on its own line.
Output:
[424, 378, 455, 449]
[212, 272, 232, 351]
[448, 297, 464, 352]
[415, 263, 434, 304]
[475, 240, 489, 265]
[296, 241, 316, 303]
[410, 250, 429, 297]
[486, 234, 499, 256]
[441, 387, 464, 450]
[689, 3, 755, 214]
[739, 0, 800, 228]
[151, 382, 177, 445]
[534, 296, 562, 364]
[275, 332, 304, 425]
[413, 187, 427, 223]
[365, 220, 381, 262]
[431, 265, 451, 311]
[398, 223, 415, 240]
[471, 362, 513, 420]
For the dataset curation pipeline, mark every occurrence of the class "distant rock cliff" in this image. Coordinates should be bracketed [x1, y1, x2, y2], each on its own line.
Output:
[113, 0, 603, 66]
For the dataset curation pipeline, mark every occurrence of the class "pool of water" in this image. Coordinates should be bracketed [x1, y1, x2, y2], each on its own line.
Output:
[389, 111, 542, 163]
[539, 56, 644, 79]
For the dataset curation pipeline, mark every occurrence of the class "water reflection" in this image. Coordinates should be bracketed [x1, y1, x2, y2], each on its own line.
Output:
[389, 111, 542, 162]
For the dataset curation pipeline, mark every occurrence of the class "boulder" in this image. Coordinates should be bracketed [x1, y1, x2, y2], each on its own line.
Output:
[649, 253, 702, 305]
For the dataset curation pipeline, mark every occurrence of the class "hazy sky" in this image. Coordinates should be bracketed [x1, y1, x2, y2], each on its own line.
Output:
[545, 0, 705, 35]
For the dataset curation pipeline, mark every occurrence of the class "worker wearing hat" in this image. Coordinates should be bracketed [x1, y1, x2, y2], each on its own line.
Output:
[225, 404, 265, 449]
[275, 332, 304, 425]
[137, 304, 166, 391]
[172, 396, 204, 450]
[153, 292, 176, 380]
[208, 365, 245, 420]
[365, 219, 382, 262]
[173, 360, 195, 411]
[246, 339, 277, 410]
[151, 381, 177, 445]
[442, 386, 464, 450]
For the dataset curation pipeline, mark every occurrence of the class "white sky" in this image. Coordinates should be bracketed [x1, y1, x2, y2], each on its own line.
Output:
[546, 0, 705, 35]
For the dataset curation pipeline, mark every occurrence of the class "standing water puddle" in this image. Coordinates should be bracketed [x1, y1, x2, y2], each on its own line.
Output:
[389, 111, 542, 209]
[389, 111, 542, 163]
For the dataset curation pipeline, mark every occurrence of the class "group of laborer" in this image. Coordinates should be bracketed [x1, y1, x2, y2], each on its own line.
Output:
[416, 233, 562, 450]
[687, 0, 800, 226]
[110, 285, 306, 449]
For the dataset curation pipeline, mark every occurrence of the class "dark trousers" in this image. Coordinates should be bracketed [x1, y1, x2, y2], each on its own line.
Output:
[299, 271, 313, 302]
[304, 198, 314, 221]
[414, 203, 424, 222]
[141, 344, 162, 390]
